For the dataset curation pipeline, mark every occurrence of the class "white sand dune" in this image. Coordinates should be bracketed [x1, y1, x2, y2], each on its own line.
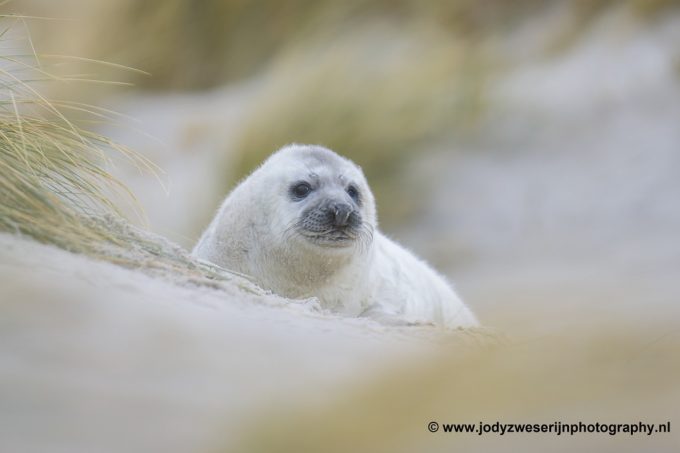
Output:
[0, 232, 472, 453]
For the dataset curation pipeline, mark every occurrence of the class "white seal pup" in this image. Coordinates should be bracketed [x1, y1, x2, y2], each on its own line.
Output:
[193, 144, 478, 328]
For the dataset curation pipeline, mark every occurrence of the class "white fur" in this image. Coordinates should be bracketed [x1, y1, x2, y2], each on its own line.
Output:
[193, 144, 478, 328]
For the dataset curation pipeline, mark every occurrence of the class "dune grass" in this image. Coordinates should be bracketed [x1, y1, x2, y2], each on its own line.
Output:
[0, 17, 262, 288]
[0, 16, 144, 249]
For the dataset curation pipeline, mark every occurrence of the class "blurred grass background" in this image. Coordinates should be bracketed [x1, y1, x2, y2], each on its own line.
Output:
[11, 0, 678, 90]
[7, 0, 679, 231]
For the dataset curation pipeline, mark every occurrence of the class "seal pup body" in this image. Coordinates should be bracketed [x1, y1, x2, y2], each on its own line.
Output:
[193, 145, 477, 328]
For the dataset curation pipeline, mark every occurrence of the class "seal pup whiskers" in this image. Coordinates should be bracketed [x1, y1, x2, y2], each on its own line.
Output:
[193, 144, 478, 328]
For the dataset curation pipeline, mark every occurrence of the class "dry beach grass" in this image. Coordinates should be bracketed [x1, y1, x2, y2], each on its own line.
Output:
[0, 15, 145, 254]
[0, 17, 268, 290]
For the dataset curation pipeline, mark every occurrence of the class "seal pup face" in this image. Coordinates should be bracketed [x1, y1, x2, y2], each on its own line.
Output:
[268, 145, 376, 252]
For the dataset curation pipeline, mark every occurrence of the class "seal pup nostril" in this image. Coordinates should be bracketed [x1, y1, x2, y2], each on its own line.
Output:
[332, 203, 352, 227]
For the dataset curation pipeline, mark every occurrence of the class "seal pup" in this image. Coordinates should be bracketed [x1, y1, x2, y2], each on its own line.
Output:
[193, 144, 478, 328]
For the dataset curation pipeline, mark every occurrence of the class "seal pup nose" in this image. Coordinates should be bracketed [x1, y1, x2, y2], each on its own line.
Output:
[331, 203, 352, 227]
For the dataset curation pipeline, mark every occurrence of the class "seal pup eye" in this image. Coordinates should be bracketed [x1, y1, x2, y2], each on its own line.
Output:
[346, 185, 360, 203]
[291, 182, 312, 199]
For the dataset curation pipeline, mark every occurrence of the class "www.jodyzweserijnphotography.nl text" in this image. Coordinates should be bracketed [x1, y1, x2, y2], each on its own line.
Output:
[427, 421, 671, 436]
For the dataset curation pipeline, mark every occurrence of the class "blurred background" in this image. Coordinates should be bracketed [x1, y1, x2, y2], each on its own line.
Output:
[2, 1, 679, 451]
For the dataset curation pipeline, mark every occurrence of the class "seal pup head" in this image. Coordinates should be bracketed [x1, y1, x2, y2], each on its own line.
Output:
[263, 144, 376, 253]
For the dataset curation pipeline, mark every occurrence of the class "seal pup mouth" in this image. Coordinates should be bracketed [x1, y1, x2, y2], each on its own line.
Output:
[297, 203, 363, 248]
[302, 230, 358, 248]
